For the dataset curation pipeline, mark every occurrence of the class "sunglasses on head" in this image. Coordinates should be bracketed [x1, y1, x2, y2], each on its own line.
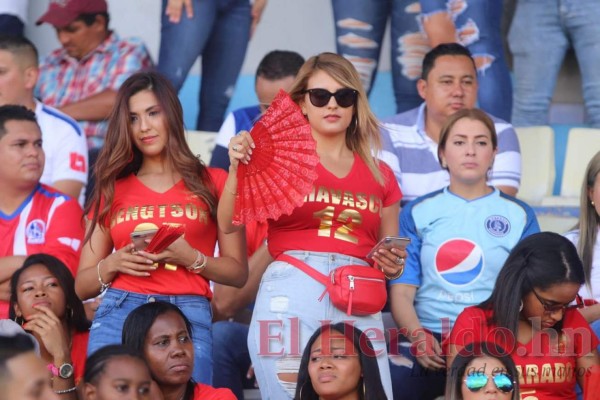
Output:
[303, 88, 358, 108]
[464, 372, 514, 393]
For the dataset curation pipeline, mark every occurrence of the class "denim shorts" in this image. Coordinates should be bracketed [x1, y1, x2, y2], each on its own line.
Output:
[87, 288, 213, 384]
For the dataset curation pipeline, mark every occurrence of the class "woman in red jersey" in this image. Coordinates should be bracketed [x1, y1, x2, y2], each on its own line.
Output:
[75, 71, 247, 385]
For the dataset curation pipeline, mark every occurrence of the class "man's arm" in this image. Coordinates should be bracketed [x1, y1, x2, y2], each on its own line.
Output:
[52, 180, 85, 200]
[212, 243, 272, 320]
[0, 256, 27, 301]
[496, 185, 517, 197]
[58, 89, 117, 121]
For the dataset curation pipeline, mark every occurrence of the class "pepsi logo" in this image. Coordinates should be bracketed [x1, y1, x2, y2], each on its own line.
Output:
[435, 239, 484, 285]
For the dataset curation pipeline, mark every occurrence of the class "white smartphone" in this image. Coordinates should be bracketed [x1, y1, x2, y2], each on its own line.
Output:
[130, 229, 158, 251]
[367, 236, 411, 259]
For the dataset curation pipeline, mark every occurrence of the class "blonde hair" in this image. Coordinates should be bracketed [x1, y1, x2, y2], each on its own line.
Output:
[576, 151, 600, 291]
[287, 52, 384, 184]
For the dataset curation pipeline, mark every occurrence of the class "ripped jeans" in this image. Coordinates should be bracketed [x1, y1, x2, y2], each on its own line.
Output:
[247, 251, 393, 399]
[332, 0, 512, 120]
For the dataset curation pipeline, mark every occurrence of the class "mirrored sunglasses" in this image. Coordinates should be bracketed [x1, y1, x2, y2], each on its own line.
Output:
[304, 88, 358, 108]
[464, 372, 515, 393]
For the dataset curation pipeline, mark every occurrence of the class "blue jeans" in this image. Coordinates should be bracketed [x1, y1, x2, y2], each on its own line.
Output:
[388, 332, 446, 400]
[331, 0, 422, 113]
[212, 321, 253, 399]
[332, 0, 512, 120]
[88, 288, 213, 384]
[420, 0, 512, 121]
[509, 0, 600, 127]
[157, 0, 251, 131]
[247, 251, 393, 399]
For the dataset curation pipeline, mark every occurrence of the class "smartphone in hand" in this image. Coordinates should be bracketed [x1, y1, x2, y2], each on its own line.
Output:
[130, 229, 158, 251]
[367, 236, 410, 259]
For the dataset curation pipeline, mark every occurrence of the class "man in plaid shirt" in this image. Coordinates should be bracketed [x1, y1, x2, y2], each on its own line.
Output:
[35, 0, 153, 151]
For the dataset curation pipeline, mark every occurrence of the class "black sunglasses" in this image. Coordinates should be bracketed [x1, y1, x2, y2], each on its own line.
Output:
[531, 287, 578, 314]
[464, 372, 515, 393]
[303, 88, 358, 108]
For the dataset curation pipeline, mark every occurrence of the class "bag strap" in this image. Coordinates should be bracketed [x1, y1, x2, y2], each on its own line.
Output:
[277, 254, 329, 286]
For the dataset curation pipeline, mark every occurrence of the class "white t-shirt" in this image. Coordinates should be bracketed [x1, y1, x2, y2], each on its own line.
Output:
[564, 228, 600, 300]
[35, 100, 88, 205]
[0, 0, 28, 22]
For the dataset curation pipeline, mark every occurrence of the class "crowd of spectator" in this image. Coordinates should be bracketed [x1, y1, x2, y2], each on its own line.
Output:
[1, 1, 600, 400]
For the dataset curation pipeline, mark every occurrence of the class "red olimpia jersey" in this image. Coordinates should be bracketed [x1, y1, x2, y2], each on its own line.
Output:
[0, 184, 84, 317]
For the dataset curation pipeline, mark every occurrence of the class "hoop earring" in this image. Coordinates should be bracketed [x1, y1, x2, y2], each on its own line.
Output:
[299, 382, 306, 400]
[15, 315, 24, 326]
[363, 381, 366, 399]
[519, 300, 524, 312]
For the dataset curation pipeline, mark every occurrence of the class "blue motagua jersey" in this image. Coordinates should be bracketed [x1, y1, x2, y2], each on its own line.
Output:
[390, 187, 539, 334]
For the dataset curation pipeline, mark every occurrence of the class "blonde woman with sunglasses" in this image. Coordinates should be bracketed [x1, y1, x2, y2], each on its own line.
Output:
[218, 52, 404, 399]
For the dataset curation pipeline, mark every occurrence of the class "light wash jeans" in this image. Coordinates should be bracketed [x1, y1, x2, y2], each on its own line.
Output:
[332, 0, 512, 120]
[509, 0, 600, 127]
[247, 251, 393, 399]
[157, 0, 251, 131]
[88, 288, 213, 385]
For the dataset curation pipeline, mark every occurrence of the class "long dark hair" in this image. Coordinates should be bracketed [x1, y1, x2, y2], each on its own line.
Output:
[480, 232, 585, 333]
[85, 71, 217, 243]
[122, 301, 195, 400]
[84, 344, 148, 385]
[445, 342, 520, 400]
[9, 253, 90, 332]
[294, 322, 387, 400]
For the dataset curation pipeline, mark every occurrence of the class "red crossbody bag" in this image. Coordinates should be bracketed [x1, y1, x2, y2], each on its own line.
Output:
[277, 254, 387, 316]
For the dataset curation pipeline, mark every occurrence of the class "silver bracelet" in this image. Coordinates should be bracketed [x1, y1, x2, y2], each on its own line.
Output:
[55, 386, 77, 394]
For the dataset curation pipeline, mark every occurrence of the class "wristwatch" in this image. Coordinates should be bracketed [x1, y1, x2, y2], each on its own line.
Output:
[48, 362, 74, 379]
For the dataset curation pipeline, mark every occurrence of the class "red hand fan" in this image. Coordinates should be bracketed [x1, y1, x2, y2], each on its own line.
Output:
[144, 223, 186, 253]
[233, 90, 319, 225]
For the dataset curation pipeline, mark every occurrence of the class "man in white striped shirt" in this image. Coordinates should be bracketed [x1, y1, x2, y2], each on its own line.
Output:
[379, 43, 521, 206]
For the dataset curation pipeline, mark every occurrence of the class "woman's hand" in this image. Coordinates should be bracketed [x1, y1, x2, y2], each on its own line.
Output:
[411, 330, 446, 370]
[23, 305, 70, 362]
[165, 0, 193, 23]
[136, 236, 197, 268]
[372, 246, 407, 280]
[228, 131, 255, 171]
[105, 243, 157, 278]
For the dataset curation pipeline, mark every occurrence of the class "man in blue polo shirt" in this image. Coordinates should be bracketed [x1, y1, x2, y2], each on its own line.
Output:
[210, 50, 304, 170]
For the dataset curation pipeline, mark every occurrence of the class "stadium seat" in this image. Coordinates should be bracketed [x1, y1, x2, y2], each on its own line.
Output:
[185, 130, 217, 165]
[515, 126, 555, 205]
[559, 127, 600, 198]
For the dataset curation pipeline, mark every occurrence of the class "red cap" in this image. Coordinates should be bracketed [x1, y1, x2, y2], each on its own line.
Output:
[36, 0, 108, 28]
